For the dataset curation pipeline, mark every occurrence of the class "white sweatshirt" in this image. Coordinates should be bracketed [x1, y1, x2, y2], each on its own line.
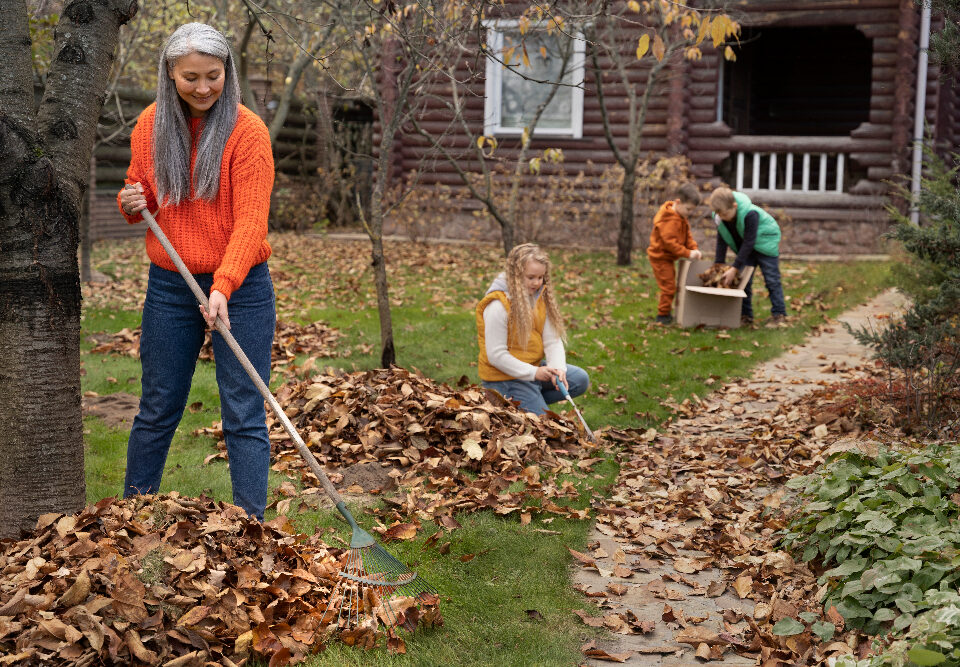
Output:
[481, 274, 565, 381]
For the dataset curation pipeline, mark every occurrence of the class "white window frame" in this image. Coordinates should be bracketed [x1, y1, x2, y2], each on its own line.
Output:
[483, 19, 585, 139]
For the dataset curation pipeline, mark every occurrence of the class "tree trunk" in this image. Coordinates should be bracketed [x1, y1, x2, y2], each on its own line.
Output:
[370, 234, 396, 368]
[0, 0, 136, 537]
[616, 165, 637, 266]
[79, 156, 94, 282]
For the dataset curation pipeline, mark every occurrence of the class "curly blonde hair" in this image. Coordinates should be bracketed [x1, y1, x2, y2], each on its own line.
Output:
[504, 243, 565, 349]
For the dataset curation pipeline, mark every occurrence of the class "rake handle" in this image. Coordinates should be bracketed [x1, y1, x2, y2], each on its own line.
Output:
[128, 191, 346, 509]
[557, 378, 597, 443]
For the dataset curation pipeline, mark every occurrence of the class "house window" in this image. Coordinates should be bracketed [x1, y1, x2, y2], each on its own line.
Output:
[483, 21, 585, 139]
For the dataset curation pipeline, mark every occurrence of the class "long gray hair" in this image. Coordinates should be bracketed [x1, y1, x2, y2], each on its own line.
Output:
[153, 23, 241, 205]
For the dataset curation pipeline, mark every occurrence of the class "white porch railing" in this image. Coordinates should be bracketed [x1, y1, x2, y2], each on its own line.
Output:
[735, 151, 847, 193]
[727, 136, 852, 194]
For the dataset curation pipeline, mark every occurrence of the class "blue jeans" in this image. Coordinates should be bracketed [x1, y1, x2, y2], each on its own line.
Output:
[742, 253, 787, 319]
[483, 364, 590, 415]
[125, 262, 276, 520]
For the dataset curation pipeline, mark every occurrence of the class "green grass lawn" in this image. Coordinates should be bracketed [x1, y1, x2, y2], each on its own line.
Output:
[80, 235, 894, 665]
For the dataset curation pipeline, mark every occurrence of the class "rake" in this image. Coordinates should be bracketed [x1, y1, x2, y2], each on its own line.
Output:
[558, 378, 598, 443]
[129, 191, 436, 627]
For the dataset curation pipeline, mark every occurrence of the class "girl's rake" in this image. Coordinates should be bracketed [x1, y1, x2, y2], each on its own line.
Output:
[558, 378, 598, 443]
[131, 193, 436, 627]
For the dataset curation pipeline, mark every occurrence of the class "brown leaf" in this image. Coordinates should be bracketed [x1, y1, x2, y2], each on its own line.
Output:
[57, 570, 91, 609]
[674, 626, 723, 646]
[574, 610, 605, 627]
[580, 640, 634, 662]
[732, 575, 753, 599]
[383, 523, 419, 541]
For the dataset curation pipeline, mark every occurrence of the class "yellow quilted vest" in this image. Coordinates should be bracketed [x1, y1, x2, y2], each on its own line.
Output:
[476, 291, 547, 382]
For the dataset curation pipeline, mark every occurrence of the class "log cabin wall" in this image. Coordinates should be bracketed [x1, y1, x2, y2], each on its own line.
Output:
[382, 0, 957, 255]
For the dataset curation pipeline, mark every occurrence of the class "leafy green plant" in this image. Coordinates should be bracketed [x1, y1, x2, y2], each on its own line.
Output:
[837, 592, 960, 666]
[781, 445, 960, 636]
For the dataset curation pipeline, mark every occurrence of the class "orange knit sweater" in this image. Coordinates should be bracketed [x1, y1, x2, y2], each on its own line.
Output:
[118, 103, 274, 300]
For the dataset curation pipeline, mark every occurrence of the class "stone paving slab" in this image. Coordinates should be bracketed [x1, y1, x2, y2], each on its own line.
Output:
[573, 290, 907, 666]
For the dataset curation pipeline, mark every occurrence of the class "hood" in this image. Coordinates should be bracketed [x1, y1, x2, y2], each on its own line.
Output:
[486, 273, 509, 297]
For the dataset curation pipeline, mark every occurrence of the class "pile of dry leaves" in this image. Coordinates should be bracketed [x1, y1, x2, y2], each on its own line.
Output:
[0, 494, 440, 665]
[200, 367, 601, 532]
[89, 320, 346, 374]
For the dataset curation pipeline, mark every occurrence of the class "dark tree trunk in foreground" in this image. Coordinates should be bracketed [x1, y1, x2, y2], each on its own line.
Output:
[0, 0, 137, 538]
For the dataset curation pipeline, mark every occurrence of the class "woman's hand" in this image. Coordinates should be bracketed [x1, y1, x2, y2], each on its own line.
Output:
[200, 290, 230, 329]
[120, 182, 147, 216]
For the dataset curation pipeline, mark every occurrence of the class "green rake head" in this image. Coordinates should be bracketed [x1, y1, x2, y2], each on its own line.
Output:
[334, 502, 438, 630]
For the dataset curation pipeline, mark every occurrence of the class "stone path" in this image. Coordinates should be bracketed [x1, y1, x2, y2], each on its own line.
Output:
[574, 289, 907, 666]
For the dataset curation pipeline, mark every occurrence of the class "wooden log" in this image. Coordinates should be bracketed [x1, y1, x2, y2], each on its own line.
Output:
[849, 151, 896, 166]
[688, 135, 893, 152]
[689, 109, 719, 123]
[850, 122, 893, 139]
[93, 145, 132, 163]
[688, 150, 731, 163]
[867, 166, 896, 179]
[688, 122, 733, 138]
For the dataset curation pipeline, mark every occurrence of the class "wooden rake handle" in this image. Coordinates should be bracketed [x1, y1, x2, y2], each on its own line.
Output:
[127, 189, 345, 508]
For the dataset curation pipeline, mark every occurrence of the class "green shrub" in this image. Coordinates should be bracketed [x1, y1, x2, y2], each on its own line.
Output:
[851, 148, 960, 435]
[781, 445, 960, 637]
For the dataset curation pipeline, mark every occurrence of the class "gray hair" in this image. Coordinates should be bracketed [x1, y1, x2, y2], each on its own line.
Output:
[153, 23, 241, 205]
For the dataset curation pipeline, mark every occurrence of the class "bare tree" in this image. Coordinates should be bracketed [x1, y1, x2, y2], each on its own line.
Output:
[409, 13, 580, 255]
[588, 2, 739, 265]
[0, 0, 138, 537]
[313, 0, 474, 367]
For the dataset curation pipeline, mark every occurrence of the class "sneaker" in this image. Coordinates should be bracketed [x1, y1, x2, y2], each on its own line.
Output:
[766, 314, 788, 328]
[740, 316, 754, 327]
[655, 314, 673, 325]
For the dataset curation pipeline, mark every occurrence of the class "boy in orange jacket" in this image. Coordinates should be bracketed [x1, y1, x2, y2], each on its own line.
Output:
[647, 183, 702, 324]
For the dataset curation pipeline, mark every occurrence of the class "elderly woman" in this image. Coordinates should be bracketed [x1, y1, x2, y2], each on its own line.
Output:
[117, 23, 275, 519]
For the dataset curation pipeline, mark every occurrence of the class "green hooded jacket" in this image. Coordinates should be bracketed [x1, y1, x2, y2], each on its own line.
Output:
[715, 191, 781, 257]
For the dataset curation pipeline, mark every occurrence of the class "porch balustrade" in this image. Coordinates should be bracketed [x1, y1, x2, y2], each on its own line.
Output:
[727, 136, 851, 194]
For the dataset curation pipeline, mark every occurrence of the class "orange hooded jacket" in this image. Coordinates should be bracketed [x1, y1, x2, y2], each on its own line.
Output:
[646, 201, 698, 262]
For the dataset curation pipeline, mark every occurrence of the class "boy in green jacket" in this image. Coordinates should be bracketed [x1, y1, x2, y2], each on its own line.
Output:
[707, 187, 787, 326]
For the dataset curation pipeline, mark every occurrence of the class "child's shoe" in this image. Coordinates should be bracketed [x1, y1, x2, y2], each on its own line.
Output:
[655, 314, 673, 325]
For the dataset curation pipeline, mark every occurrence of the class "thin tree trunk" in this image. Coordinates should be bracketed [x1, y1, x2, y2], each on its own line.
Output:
[617, 165, 637, 265]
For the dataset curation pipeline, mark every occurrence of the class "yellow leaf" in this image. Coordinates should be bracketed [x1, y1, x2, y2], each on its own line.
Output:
[539, 45, 547, 59]
[477, 136, 485, 149]
[697, 16, 710, 46]
[528, 157, 541, 174]
[711, 15, 727, 46]
[521, 127, 530, 148]
[724, 45, 737, 61]
[521, 45, 530, 68]
[652, 34, 666, 62]
[627, 0, 641, 12]
[504, 46, 515, 66]
[636, 33, 650, 59]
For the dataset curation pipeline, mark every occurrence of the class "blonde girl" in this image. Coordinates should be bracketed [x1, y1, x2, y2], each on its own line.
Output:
[475, 243, 589, 414]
